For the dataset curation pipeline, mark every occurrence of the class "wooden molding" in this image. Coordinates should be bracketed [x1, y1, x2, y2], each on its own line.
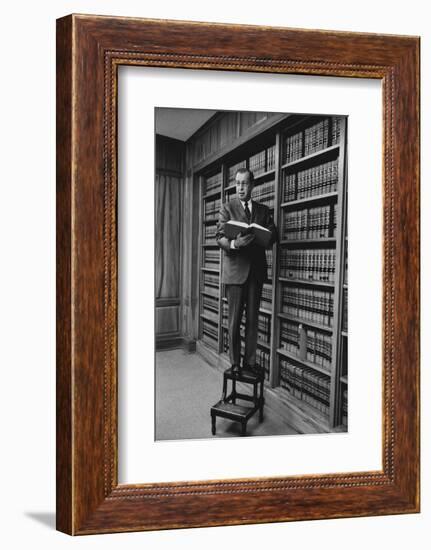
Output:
[57, 14, 420, 534]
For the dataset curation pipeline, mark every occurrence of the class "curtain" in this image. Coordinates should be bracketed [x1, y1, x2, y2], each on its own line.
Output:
[155, 173, 181, 299]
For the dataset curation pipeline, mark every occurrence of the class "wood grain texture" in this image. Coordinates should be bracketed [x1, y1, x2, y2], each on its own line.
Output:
[56, 15, 73, 535]
[56, 14, 420, 535]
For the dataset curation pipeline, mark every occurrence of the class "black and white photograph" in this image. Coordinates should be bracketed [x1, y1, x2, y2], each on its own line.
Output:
[155, 108, 348, 440]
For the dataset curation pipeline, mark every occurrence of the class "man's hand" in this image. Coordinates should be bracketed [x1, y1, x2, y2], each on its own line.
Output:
[234, 232, 255, 249]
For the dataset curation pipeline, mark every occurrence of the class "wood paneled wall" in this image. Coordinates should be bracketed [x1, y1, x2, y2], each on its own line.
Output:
[190, 111, 276, 166]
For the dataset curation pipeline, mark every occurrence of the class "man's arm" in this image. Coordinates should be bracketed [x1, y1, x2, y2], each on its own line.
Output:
[216, 203, 255, 251]
[216, 203, 233, 252]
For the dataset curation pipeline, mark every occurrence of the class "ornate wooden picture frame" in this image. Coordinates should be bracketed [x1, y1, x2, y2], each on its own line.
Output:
[56, 14, 420, 534]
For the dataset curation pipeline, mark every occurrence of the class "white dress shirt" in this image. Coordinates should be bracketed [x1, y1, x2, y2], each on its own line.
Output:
[230, 200, 253, 249]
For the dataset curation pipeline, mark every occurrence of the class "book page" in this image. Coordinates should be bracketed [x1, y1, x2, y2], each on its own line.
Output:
[250, 223, 270, 232]
[227, 221, 249, 228]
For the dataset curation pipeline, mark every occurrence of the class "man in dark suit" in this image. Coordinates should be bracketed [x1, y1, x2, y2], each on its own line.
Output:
[216, 168, 278, 375]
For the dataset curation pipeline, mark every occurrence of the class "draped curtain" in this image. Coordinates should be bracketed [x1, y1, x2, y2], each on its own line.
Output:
[155, 173, 181, 299]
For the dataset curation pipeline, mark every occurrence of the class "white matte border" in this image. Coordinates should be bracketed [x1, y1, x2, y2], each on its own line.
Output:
[118, 66, 382, 484]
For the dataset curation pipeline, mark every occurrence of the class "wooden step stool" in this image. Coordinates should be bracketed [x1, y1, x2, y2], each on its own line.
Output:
[211, 367, 265, 436]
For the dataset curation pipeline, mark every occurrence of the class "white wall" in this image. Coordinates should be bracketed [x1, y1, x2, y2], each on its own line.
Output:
[0, 0, 428, 548]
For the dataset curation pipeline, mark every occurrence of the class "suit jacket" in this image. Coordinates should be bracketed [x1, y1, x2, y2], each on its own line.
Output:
[216, 197, 278, 284]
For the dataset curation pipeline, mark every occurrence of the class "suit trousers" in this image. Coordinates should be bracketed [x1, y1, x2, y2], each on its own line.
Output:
[226, 271, 263, 367]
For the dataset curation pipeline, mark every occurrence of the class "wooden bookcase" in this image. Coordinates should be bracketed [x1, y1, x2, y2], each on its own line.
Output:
[196, 114, 347, 430]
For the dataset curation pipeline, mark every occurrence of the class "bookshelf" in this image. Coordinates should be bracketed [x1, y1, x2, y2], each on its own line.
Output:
[199, 170, 222, 351]
[197, 114, 348, 429]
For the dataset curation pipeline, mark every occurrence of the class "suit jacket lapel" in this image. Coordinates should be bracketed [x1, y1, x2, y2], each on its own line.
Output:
[233, 197, 249, 223]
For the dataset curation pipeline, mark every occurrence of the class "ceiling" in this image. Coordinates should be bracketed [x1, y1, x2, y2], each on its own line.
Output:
[155, 107, 217, 142]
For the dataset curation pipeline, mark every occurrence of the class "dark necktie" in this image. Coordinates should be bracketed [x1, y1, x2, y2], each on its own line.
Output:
[244, 201, 251, 222]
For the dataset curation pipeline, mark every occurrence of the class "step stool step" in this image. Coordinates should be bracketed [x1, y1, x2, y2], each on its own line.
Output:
[211, 400, 256, 421]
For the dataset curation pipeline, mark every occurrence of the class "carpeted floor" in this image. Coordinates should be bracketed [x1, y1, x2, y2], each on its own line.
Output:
[155, 349, 298, 440]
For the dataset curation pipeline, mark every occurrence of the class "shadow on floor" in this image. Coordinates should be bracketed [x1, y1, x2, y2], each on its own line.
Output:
[25, 512, 56, 530]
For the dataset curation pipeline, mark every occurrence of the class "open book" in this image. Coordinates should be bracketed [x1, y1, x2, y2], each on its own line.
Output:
[224, 220, 272, 248]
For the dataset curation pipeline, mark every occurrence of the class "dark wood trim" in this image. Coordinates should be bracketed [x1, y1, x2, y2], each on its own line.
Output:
[56, 14, 420, 535]
[192, 113, 290, 173]
[155, 336, 196, 351]
[156, 297, 180, 307]
[269, 128, 281, 388]
[329, 117, 348, 427]
[56, 15, 73, 535]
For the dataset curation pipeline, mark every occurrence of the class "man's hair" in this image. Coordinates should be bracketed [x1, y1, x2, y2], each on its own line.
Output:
[235, 168, 254, 185]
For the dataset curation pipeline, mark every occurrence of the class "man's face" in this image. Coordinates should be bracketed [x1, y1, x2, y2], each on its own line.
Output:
[235, 172, 253, 202]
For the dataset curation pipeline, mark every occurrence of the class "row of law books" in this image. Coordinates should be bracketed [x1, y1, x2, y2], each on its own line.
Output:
[342, 288, 348, 332]
[203, 272, 219, 287]
[204, 224, 217, 242]
[202, 318, 218, 339]
[306, 329, 332, 370]
[280, 321, 332, 371]
[222, 301, 228, 326]
[279, 249, 336, 282]
[266, 145, 276, 172]
[204, 172, 223, 194]
[283, 131, 303, 164]
[344, 242, 348, 284]
[252, 179, 275, 206]
[297, 160, 339, 199]
[249, 149, 266, 177]
[258, 313, 271, 344]
[249, 144, 276, 176]
[342, 388, 348, 427]
[283, 117, 343, 166]
[202, 308, 218, 324]
[283, 160, 339, 202]
[202, 284, 219, 298]
[266, 249, 273, 279]
[341, 338, 348, 379]
[281, 286, 334, 327]
[257, 347, 271, 380]
[202, 294, 218, 313]
[203, 249, 220, 267]
[280, 320, 300, 355]
[204, 198, 221, 219]
[222, 328, 229, 353]
[221, 328, 271, 381]
[304, 119, 329, 156]
[282, 205, 337, 240]
[332, 116, 342, 146]
[280, 358, 331, 415]
[261, 283, 272, 310]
